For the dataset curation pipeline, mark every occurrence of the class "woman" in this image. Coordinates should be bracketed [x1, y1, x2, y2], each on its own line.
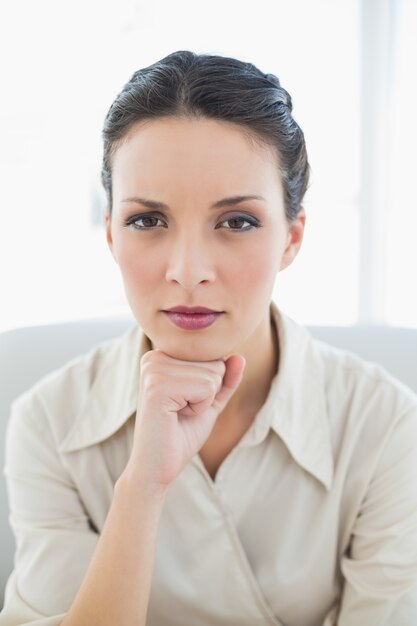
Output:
[1, 50, 417, 626]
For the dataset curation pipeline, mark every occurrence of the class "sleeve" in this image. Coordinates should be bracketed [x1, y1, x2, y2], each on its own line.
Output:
[0, 396, 99, 626]
[321, 404, 417, 626]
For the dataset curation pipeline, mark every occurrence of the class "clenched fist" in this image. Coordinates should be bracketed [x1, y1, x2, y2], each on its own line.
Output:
[123, 349, 246, 491]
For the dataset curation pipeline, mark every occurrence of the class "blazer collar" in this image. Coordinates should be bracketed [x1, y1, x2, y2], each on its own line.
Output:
[59, 302, 334, 490]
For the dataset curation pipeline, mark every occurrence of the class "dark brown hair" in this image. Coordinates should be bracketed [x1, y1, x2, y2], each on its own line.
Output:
[101, 50, 310, 222]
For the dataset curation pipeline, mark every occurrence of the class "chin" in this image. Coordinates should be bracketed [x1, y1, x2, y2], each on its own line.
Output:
[155, 336, 228, 363]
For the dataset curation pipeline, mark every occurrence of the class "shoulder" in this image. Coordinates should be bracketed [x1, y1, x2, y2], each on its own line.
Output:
[312, 336, 417, 447]
[9, 324, 141, 446]
[275, 306, 417, 434]
[315, 335, 416, 405]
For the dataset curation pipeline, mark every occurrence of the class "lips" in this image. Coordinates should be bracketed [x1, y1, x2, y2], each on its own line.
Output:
[162, 308, 223, 330]
[164, 306, 222, 314]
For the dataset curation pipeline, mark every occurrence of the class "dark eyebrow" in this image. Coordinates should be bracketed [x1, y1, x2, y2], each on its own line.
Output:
[120, 195, 266, 210]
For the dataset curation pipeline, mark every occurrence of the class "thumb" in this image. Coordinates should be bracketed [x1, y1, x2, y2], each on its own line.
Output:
[213, 354, 246, 411]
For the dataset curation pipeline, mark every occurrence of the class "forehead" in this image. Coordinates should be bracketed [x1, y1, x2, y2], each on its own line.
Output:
[111, 117, 284, 202]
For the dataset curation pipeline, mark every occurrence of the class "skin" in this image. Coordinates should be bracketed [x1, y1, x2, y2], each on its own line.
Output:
[105, 116, 305, 436]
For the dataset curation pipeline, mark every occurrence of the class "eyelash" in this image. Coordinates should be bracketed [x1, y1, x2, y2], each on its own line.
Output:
[124, 212, 262, 233]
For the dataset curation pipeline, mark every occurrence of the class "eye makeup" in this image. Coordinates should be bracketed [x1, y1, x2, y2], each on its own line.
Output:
[124, 212, 263, 233]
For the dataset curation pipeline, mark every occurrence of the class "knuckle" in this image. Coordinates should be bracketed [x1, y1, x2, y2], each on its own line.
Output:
[211, 374, 222, 392]
[140, 351, 168, 378]
[141, 349, 164, 365]
[139, 352, 153, 371]
[144, 373, 165, 392]
[207, 378, 219, 395]
[216, 360, 226, 377]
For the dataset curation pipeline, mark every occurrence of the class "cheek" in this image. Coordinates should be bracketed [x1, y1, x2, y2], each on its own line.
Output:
[116, 240, 161, 293]
[233, 240, 279, 291]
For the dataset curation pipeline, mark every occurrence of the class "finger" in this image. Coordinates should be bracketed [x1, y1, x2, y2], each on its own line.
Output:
[142, 350, 226, 376]
[178, 373, 224, 417]
[178, 397, 213, 417]
[212, 354, 246, 411]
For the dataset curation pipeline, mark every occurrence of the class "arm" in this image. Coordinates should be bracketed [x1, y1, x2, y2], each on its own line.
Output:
[1, 351, 245, 626]
[60, 473, 166, 626]
[62, 350, 244, 625]
[0, 397, 167, 626]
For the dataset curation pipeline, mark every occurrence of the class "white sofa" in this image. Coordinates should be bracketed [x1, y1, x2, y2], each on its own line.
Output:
[1, 317, 417, 608]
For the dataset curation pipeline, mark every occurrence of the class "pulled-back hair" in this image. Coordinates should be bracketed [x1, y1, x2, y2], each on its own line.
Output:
[101, 50, 310, 222]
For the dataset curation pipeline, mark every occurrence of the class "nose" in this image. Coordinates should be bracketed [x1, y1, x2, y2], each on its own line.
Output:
[165, 231, 216, 290]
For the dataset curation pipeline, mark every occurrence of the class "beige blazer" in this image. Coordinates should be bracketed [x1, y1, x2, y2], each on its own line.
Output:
[1, 302, 417, 626]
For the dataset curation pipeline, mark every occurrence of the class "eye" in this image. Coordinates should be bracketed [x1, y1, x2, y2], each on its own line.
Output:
[216, 215, 261, 232]
[124, 212, 262, 232]
[125, 213, 167, 230]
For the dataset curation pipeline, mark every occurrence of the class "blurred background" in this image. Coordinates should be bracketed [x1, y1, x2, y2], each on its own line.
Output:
[0, 0, 416, 333]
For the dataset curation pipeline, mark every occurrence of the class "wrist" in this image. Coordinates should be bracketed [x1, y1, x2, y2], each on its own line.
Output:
[116, 463, 170, 503]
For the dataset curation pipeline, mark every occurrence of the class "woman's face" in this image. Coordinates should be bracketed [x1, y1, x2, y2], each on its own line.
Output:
[106, 116, 305, 361]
